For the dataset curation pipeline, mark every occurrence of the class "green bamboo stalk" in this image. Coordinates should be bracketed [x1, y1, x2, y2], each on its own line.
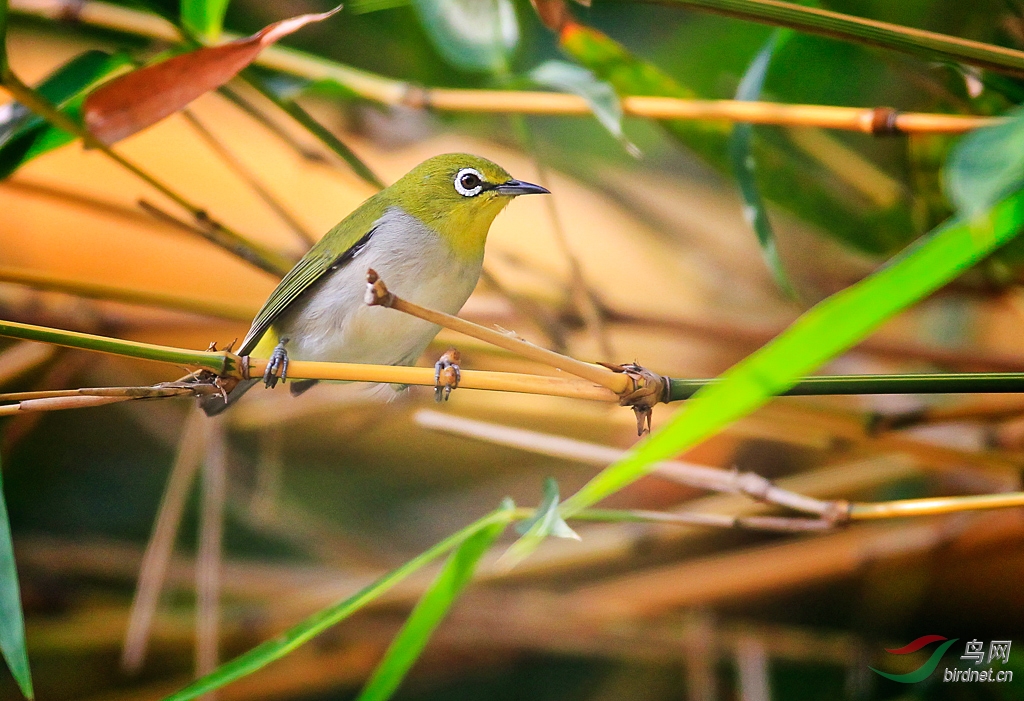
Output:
[624, 0, 1024, 78]
[0, 318, 233, 374]
[669, 372, 1024, 400]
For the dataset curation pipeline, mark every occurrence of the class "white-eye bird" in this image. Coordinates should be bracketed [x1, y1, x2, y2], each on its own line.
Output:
[201, 153, 549, 416]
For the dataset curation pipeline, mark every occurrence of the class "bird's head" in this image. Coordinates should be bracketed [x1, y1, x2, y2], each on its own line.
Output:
[386, 153, 549, 261]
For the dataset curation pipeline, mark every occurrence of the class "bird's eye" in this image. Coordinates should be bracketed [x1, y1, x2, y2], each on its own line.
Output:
[454, 168, 484, 197]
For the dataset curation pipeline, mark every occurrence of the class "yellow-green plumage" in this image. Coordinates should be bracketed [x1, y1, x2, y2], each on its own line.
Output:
[201, 153, 547, 415]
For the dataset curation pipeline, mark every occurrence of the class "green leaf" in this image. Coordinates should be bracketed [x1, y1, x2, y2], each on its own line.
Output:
[728, 30, 794, 296]
[0, 453, 33, 700]
[503, 478, 579, 567]
[180, 0, 231, 43]
[0, 0, 10, 75]
[411, 0, 518, 73]
[530, 60, 639, 157]
[0, 51, 133, 180]
[629, 0, 1024, 79]
[354, 500, 511, 701]
[160, 507, 515, 701]
[946, 106, 1024, 219]
[562, 187, 1024, 515]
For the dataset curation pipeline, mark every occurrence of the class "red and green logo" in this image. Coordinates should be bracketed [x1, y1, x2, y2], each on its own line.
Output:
[870, 635, 959, 683]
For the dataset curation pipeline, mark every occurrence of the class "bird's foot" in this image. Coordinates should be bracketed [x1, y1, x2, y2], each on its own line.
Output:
[263, 338, 290, 389]
[434, 347, 461, 402]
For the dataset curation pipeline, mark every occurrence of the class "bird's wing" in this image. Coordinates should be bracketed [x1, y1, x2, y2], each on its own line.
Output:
[238, 208, 382, 356]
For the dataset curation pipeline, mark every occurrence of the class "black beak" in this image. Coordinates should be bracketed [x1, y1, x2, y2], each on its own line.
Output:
[494, 179, 550, 196]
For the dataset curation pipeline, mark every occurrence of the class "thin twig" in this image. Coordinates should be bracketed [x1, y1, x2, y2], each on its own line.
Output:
[414, 410, 837, 517]
[8, 0, 1004, 134]
[0, 341, 57, 386]
[364, 269, 629, 393]
[216, 85, 328, 164]
[181, 108, 318, 246]
[0, 264, 255, 321]
[0, 68, 293, 277]
[122, 408, 206, 673]
[196, 416, 226, 695]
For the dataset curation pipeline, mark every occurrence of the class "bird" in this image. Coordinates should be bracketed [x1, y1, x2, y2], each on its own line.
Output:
[201, 152, 549, 416]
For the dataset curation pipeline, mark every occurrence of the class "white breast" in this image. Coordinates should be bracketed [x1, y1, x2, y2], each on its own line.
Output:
[275, 207, 482, 367]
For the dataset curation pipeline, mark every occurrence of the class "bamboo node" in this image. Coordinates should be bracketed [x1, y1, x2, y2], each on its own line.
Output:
[599, 362, 670, 435]
[364, 269, 395, 307]
[870, 107, 901, 135]
[825, 499, 853, 525]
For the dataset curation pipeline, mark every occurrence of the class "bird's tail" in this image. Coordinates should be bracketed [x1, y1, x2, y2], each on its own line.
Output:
[199, 378, 259, 416]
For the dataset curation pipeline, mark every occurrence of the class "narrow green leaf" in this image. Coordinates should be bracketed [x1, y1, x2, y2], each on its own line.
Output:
[562, 187, 1024, 515]
[530, 60, 639, 157]
[181, 0, 231, 43]
[160, 507, 515, 701]
[0, 454, 33, 700]
[243, 68, 385, 189]
[628, 0, 1024, 79]
[504, 478, 579, 567]
[0, 51, 133, 179]
[0, 0, 9, 75]
[355, 500, 511, 701]
[946, 106, 1024, 219]
[411, 0, 518, 73]
[728, 30, 794, 296]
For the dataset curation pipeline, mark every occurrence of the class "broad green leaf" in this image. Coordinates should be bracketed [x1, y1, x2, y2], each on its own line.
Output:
[0, 453, 33, 700]
[411, 0, 518, 73]
[354, 500, 511, 701]
[0, 51, 133, 180]
[504, 478, 578, 567]
[729, 30, 793, 296]
[946, 107, 1024, 218]
[181, 0, 231, 43]
[562, 187, 1024, 516]
[160, 507, 515, 701]
[530, 60, 639, 157]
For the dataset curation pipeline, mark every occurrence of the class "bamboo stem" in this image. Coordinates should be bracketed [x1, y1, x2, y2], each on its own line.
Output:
[0, 317, 235, 373]
[670, 372, 1024, 400]
[247, 358, 617, 401]
[6, 0, 1003, 135]
[634, 0, 1024, 78]
[850, 492, 1024, 519]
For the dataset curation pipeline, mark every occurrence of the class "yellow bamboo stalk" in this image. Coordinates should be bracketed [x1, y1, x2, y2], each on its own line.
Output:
[245, 358, 617, 401]
[850, 492, 1024, 519]
[7, 0, 1002, 135]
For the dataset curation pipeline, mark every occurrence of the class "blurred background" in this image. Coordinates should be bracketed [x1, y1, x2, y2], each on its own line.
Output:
[2, 0, 1024, 699]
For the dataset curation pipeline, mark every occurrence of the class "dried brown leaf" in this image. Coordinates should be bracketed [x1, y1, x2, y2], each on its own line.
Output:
[83, 6, 341, 145]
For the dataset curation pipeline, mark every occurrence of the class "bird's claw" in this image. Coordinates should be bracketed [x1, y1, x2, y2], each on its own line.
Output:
[434, 347, 461, 402]
[263, 338, 290, 389]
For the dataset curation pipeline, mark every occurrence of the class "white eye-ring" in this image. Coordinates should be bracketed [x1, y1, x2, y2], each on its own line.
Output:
[454, 167, 484, 197]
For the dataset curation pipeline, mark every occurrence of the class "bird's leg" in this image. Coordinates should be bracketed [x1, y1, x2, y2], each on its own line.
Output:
[263, 337, 290, 389]
[434, 347, 461, 402]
